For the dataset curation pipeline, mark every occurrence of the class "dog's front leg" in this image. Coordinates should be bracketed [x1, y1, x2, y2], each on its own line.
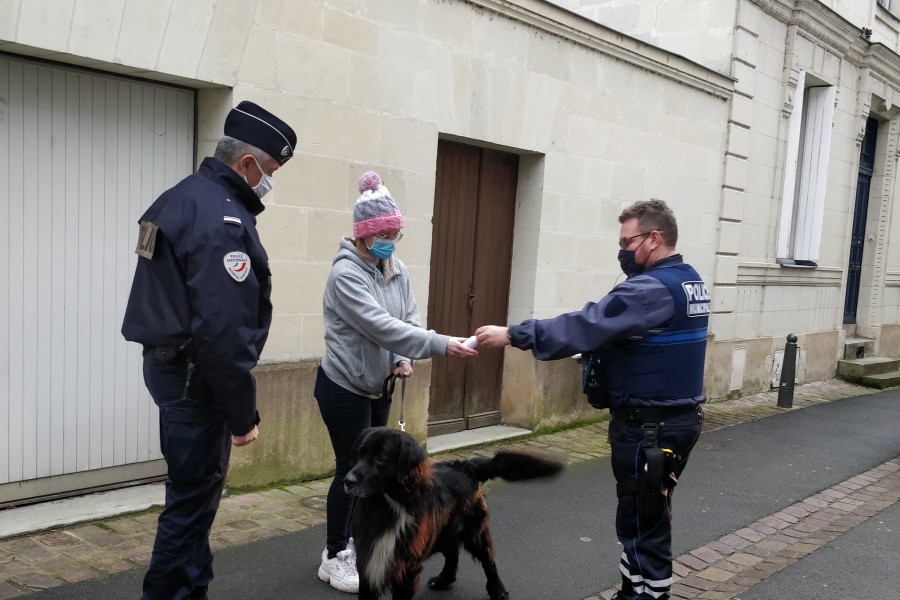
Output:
[427, 542, 460, 590]
[390, 564, 423, 600]
[358, 577, 378, 600]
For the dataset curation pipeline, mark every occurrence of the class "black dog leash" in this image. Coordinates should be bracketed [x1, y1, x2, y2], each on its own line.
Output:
[382, 374, 407, 432]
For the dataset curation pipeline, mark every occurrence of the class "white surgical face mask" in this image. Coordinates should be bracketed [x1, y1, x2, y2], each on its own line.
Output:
[245, 156, 274, 199]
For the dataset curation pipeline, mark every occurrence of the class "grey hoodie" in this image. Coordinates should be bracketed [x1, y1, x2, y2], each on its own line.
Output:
[321, 237, 450, 397]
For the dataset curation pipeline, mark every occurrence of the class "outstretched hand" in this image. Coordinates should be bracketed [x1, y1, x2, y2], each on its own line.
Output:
[446, 337, 478, 357]
[475, 325, 511, 349]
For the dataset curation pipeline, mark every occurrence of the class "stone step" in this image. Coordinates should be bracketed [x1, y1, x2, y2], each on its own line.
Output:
[860, 371, 900, 389]
[843, 337, 875, 360]
[836, 357, 900, 383]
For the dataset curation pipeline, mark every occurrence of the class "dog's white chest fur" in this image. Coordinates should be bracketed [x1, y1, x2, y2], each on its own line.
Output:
[366, 494, 414, 590]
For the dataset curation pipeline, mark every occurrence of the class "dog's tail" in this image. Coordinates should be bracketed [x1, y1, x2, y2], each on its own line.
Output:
[470, 451, 563, 483]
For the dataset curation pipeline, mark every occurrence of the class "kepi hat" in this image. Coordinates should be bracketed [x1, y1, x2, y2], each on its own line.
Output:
[224, 101, 297, 164]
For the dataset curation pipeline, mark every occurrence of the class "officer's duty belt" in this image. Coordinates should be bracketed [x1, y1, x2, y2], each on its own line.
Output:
[611, 404, 698, 424]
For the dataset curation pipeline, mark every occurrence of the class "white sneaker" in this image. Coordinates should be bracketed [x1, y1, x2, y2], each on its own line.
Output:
[318, 548, 359, 593]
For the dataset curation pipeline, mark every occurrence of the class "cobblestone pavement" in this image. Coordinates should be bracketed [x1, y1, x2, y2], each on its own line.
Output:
[0, 379, 885, 599]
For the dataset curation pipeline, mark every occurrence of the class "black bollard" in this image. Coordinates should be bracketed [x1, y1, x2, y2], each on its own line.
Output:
[777, 333, 798, 408]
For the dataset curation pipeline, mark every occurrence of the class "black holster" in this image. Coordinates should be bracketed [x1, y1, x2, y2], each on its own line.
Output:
[152, 340, 215, 407]
[183, 359, 216, 407]
[639, 447, 667, 520]
[581, 349, 609, 409]
[154, 342, 187, 367]
[630, 424, 680, 521]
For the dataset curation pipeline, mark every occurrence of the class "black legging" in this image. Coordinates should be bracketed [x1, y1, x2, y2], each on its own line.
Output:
[314, 366, 391, 558]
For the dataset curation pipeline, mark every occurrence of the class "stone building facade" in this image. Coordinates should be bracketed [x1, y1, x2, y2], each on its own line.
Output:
[557, 0, 900, 396]
[1, 0, 734, 499]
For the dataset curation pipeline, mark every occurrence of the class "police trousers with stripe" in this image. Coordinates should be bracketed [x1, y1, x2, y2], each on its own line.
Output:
[609, 407, 703, 600]
[141, 350, 231, 600]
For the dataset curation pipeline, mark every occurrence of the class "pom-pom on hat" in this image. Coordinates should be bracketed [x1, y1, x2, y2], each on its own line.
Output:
[224, 101, 297, 165]
[353, 171, 405, 238]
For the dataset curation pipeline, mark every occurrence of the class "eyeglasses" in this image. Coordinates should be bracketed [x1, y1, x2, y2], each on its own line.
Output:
[375, 232, 403, 242]
[618, 231, 654, 250]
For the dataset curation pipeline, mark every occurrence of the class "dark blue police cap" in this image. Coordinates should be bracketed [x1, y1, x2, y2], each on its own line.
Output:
[224, 101, 297, 165]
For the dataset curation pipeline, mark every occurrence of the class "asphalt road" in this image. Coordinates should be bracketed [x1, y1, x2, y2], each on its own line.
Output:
[30, 390, 900, 599]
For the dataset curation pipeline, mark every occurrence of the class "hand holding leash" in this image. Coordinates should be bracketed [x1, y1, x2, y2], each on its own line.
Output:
[393, 360, 413, 378]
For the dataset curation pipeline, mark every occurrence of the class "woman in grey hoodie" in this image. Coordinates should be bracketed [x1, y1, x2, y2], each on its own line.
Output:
[315, 171, 477, 594]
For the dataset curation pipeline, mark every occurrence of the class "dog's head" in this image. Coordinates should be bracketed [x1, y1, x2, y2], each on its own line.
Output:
[344, 427, 428, 498]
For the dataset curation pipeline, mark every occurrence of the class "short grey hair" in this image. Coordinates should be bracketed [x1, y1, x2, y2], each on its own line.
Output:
[619, 198, 679, 246]
[213, 135, 274, 165]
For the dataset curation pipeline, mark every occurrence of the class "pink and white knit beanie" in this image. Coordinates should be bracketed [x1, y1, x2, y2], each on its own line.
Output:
[353, 171, 405, 238]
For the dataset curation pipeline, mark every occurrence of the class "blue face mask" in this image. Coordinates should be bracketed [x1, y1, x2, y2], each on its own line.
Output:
[369, 238, 395, 259]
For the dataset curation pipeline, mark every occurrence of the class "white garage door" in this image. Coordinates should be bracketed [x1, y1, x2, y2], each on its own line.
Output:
[0, 56, 195, 505]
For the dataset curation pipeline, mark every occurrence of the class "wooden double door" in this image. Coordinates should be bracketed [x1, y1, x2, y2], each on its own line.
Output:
[427, 141, 519, 436]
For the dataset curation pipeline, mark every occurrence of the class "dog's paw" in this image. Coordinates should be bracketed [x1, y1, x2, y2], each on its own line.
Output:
[427, 575, 455, 590]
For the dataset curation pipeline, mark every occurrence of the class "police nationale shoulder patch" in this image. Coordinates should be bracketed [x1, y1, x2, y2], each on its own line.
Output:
[682, 280, 711, 317]
[224, 251, 251, 282]
[135, 221, 159, 259]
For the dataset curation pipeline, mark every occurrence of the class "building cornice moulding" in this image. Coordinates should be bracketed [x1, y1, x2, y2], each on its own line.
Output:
[748, 0, 794, 23]
[463, 0, 734, 100]
[862, 43, 900, 92]
[737, 262, 843, 287]
[750, 0, 900, 96]
[750, 0, 875, 66]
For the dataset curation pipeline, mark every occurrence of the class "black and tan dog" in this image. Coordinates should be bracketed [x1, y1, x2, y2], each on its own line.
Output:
[344, 426, 563, 600]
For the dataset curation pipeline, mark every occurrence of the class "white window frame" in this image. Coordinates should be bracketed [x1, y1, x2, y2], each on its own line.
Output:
[777, 71, 836, 265]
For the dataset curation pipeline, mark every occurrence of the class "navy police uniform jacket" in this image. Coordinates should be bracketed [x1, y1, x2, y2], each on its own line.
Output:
[508, 255, 710, 409]
[122, 157, 272, 436]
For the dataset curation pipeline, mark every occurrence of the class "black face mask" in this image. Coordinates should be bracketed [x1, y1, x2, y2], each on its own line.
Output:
[618, 249, 645, 276]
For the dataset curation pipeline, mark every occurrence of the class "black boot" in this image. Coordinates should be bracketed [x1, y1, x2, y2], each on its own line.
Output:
[611, 575, 636, 600]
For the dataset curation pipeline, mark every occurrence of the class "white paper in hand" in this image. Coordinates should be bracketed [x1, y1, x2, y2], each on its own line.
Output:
[463, 335, 479, 349]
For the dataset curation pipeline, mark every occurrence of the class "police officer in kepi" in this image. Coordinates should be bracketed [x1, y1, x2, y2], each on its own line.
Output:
[121, 101, 297, 600]
[476, 199, 710, 600]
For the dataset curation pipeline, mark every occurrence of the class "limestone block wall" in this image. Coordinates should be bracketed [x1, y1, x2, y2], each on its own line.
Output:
[879, 323, 900, 357]
[228, 361, 435, 489]
[701, 1, 861, 397]
[1, 0, 729, 362]
[0, 0, 731, 485]
[544, 1, 850, 399]
[9, 1, 899, 415]
[541, 1, 900, 401]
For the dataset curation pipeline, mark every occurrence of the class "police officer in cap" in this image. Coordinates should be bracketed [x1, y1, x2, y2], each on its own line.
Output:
[122, 101, 297, 600]
[476, 199, 710, 600]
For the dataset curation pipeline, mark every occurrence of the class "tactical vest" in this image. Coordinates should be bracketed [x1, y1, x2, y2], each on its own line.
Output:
[600, 263, 709, 408]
